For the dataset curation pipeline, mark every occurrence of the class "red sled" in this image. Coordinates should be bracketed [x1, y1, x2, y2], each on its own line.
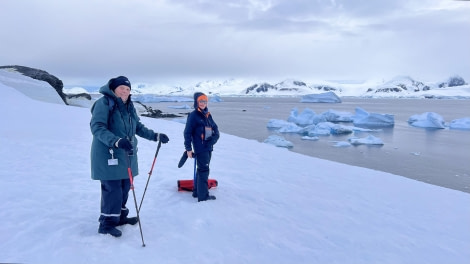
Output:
[177, 179, 218, 192]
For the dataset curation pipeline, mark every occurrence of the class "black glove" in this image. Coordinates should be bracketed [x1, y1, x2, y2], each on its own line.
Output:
[117, 138, 133, 152]
[156, 133, 169, 144]
[178, 151, 188, 168]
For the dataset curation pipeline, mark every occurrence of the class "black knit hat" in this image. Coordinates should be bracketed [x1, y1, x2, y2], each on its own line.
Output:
[109, 76, 131, 91]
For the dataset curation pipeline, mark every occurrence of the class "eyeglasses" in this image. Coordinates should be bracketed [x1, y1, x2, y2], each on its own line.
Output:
[198, 100, 207, 104]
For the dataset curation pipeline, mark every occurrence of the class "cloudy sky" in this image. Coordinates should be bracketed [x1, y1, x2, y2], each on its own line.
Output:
[1, 0, 469, 86]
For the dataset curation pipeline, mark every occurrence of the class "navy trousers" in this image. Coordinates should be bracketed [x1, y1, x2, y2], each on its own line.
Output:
[98, 179, 131, 228]
[195, 151, 212, 201]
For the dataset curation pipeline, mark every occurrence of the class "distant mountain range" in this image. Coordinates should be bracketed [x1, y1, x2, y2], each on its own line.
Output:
[2, 65, 468, 99]
[116, 75, 470, 99]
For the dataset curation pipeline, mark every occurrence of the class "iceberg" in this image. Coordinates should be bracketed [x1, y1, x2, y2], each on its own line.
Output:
[300, 91, 342, 103]
[349, 134, 384, 145]
[408, 112, 446, 129]
[331, 141, 352, 147]
[210, 94, 223, 102]
[306, 122, 335, 136]
[263, 135, 294, 148]
[278, 123, 304, 133]
[322, 109, 354, 122]
[267, 119, 292, 129]
[168, 104, 191, 109]
[132, 95, 192, 103]
[287, 108, 320, 126]
[353, 107, 395, 127]
[301, 136, 319, 141]
[449, 117, 470, 130]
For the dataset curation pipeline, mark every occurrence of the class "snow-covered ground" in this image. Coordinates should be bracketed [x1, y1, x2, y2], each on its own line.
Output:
[1, 70, 470, 264]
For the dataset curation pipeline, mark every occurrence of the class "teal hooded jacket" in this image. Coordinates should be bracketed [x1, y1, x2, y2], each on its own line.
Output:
[90, 83, 157, 180]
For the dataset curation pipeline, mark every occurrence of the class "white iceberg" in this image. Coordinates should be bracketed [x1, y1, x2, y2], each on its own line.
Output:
[300, 91, 342, 103]
[210, 94, 223, 102]
[408, 112, 446, 129]
[168, 104, 191, 109]
[449, 117, 470, 130]
[353, 107, 395, 127]
[322, 109, 354, 122]
[263, 135, 294, 148]
[278, 122, 304, 133]
[287, 108, 318, 126]
[349, 134, 384, 145]
[301, 136, 319, 141]
[267, 119, 292, 129]
[331, 141, 352, 147]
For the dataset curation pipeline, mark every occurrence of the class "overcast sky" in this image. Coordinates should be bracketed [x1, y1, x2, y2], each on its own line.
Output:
[1, 0, 469, 86]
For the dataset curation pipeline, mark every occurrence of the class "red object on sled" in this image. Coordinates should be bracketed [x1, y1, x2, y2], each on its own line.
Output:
[177, 179, 218, 192]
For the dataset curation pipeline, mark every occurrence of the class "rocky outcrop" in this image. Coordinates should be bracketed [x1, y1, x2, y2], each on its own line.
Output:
[0, 65, 67, 104]
[66, 93, 92, 100]
[134, 101, 181, 118]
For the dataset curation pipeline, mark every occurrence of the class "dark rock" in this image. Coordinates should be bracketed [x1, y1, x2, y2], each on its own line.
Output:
[448, 75, 466, 87]
[66, 93, 92, 100]
[134, 101, 181, 118]
[0, 65, 67, 104]
[245, 83, 276, 94]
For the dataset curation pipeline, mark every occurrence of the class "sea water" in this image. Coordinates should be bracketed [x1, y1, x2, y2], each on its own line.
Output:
[148, 97, 470, 193]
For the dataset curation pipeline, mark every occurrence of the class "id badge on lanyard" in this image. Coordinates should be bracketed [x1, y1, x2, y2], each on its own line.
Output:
[204, 126, 213, 140]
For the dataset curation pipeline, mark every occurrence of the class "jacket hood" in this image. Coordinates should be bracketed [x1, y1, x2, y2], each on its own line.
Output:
[193, 92, 206, 109]
[99, 81, 117, 98]
[99, 81, 132, 102]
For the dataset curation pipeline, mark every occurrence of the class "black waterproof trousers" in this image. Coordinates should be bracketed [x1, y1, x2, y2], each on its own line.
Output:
[98, 179, 131, 228]
[195, 151, 212, 201]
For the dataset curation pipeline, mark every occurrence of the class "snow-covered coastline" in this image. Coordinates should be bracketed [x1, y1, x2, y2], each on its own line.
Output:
[64, 75, 470, 99]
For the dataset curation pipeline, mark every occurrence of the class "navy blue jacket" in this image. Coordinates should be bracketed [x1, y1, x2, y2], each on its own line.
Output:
[184, 108, 219, 154]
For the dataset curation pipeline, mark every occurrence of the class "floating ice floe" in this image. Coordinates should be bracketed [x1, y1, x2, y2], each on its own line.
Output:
[408, 112, 446, 129]
[349, 134, 384, 145]
[168, 104, 191, 109]
[267, 119, 293, 129]
[299, 91, 342, 103]
[331, 141, 352, 147]
[210, 94, 223, 102]
[287, 108, 320, 126]
[301, 136, 319, 141]
[352, 107, 395, 127]
[132, 95, 192, 103]
[263, 135, 294, 148]
[322, 109, 354, 122]
[449, 117, 470, 130]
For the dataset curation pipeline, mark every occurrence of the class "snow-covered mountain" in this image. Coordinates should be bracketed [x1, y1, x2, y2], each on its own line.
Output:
[67, 75, 470, 99]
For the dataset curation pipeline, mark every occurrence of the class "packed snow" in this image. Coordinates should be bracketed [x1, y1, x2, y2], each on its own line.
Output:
[1, 70, 470, 264]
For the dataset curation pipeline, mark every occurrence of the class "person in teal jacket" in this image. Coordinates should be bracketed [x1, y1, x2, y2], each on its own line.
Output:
[90, 76, 169, 237]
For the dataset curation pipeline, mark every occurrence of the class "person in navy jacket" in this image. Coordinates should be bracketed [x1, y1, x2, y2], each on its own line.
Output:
[183, 92, 220, 202]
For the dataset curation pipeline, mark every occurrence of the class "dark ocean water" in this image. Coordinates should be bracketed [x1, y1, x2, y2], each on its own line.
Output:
[149, 97, 470, 193]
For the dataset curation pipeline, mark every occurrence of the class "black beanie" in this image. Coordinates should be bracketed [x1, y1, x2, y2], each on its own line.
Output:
[109, 76, 131, 91]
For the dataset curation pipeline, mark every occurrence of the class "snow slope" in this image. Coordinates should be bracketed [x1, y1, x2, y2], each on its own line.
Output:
[1, 72, 469, 264]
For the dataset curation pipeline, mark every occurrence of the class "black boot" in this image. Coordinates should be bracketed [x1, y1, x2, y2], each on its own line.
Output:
[198, 194, 216, 202]
[98, 225, 122, 237]
[118, 216, 138, 226]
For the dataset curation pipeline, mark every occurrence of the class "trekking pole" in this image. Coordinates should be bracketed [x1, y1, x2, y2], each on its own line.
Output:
[193, 155, 197, 197]
[139, 140, 162, 211]
[126, 153, 146, 247]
